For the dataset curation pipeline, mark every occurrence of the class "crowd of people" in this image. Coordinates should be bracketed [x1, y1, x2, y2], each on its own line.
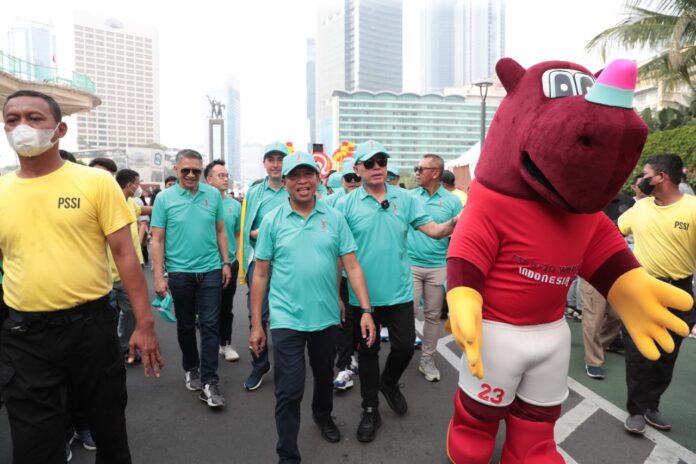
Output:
[0, 89, 694, 464]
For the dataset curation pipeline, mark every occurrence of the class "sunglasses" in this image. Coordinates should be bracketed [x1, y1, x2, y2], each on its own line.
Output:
[414, 166, 437, 174]
[180, 168, 202, 176]
[343, 173, 361, 183]
[359, 155, 388, 170]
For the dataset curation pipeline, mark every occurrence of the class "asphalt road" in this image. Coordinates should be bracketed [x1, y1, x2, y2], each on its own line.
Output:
[2, 271, 695, 463]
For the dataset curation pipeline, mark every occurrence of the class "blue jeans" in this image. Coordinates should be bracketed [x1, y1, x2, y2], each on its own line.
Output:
[168, 270, 222, 385]
[109, 281, 134, 353]
[272, 326, 337, 463]
[246, 260, 271, 373]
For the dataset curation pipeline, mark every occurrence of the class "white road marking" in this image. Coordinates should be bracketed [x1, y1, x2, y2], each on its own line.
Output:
[555, 399, 598, 443]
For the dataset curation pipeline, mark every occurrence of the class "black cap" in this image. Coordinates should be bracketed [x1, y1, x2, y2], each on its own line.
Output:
[440, 170, 455, 185]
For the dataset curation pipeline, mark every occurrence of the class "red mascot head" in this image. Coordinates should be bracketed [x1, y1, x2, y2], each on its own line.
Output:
[475, 58, 648, 213]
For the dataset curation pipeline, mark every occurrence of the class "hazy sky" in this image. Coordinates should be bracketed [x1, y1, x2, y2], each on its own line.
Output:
[1, 0, 644, 165]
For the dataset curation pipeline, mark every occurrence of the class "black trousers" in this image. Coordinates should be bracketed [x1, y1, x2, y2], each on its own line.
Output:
[335, 277, 354, 370]
[0, 296, 131, 464]
[350, 301, 415, 409]
[219, 260, 240, 346]
[272, 326, 338, 464]
[623, 276, 696, 415]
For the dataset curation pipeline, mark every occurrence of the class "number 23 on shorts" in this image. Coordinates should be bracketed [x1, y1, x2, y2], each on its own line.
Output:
[478, 383, 505, 404]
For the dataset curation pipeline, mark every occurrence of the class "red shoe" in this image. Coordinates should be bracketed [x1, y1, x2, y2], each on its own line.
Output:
[501, 414, 564, 464]
[447, 390, 500, 464]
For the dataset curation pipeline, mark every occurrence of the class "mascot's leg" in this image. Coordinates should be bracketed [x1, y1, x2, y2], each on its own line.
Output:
[447, 389, 510, 464]
[500, 397, 564, 463]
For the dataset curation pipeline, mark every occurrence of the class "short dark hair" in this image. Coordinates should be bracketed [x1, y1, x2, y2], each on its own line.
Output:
[59, 149, 77, 163]
[204, 159, 225, 178]
[634, 173, 644, 183]
[440, 170, 456, 186]
[175, 149, 203, 163]
[645, 153, 683, 185]
[88, 157, 118, 174]
[3, 90, 62, 123]
[423, 154, 445, 177]
[115, 169, 140, 188]
[165, 176, 177, 184]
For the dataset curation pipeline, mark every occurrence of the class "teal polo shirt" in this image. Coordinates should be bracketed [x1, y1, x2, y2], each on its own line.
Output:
[222, 196, 242, 262]
[151, 182, 224, 273]
[255, 199, 357, 331]
[325, 188, 346, 208]
[251, 184, 288, 232]
[407, 185, 462, 268]
[336, 184, 432, 306]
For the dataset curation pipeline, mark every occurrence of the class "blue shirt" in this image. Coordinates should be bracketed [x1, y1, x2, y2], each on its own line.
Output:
[407, 185, 462, 268]
[336, 184, 432, 306]
[255, 199, 357, 331]
[151, 182, 224, 273]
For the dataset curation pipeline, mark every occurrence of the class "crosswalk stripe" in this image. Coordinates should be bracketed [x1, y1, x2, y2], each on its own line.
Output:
[555, 399, 598, 443]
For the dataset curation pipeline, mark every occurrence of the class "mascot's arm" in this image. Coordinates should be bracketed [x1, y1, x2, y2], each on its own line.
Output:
[583, 216, 691, 360]
[446, 257, 486, 379]
[607, 268, 691, 360]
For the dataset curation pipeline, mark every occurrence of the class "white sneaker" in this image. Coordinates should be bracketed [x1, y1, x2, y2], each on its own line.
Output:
[380, 327, 390, 342]
[333, 369, 354, 390]
[418, 356, 441, 382]
[349, 355, 359, 374]
[219, 344, 240, 362]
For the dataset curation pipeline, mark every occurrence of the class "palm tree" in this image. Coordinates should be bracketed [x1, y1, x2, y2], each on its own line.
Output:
[586, 0, 696, 93]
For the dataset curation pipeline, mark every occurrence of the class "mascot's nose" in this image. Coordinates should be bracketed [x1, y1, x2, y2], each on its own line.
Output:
[585, 59, 637, 109]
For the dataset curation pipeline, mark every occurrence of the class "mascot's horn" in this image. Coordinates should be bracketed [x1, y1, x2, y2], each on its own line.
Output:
[496, 58, 526, 93]
[585, 59, 637, 109]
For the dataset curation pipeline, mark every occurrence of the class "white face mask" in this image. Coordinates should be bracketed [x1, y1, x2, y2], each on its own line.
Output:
[133, 186, 143, 198]
[6, 124, 59, 158]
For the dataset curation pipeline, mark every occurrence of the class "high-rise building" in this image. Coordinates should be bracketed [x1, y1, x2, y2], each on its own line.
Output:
[7, 19, 56, 74]
[73, 12, 159, 148]
[316, 0, 403, 155]
[421, 0, 505, 92]
[226, 77, 241, 182]
[306, 38, 317, 145]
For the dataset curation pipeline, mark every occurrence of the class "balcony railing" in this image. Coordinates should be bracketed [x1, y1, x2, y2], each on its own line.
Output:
[0, 50, 96, 94]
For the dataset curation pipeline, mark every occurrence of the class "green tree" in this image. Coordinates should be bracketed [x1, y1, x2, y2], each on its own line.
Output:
[586, 0, 696, 93]
[640, 94, 696, 131]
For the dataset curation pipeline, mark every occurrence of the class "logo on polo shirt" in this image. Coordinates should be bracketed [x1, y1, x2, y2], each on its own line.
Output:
[204, 198, 209, 208]
[392, 200, 398, 215]
[58, 197, 81, 209]
[321, 218, 327, 231]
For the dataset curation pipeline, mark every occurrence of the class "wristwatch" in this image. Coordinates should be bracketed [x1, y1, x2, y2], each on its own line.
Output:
[361, 307, 374, 314]
[223, 262, 232, 268]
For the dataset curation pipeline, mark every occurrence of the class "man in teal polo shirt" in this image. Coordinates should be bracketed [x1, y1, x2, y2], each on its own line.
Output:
[239, 141, 290, 390]
[151, 149, 233, 408]
[325, 158, 361, 209]
[249, 151, 375, 464]
[205, 159, 242, 362]
[335, 140, 457, 443]
[408, 154, 462, 382]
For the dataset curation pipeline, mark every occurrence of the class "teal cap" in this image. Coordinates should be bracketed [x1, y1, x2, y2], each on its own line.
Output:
[341, 158, 356, 177]
[152, 293, 176, 323]
[264, 141, 290, 158]
[327, 172, 343, 189]
[354, 140, 390, 163]
[282, 151, 320, 177]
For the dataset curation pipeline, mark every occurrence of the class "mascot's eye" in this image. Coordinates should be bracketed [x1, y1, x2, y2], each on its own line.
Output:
[574, 73, 595, 95]
[541, 69, 577, 99]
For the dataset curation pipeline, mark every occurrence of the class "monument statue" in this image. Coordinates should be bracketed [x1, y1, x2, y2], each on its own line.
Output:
[206, 95, 226, 119]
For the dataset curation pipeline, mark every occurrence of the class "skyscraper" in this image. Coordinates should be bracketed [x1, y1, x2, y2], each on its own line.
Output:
[422, 0, 505, 92]
[225, 77, 241, 182]
[306, 38, 317, 145]
[73, 12, 159, 148]
[7, 19, 57, 82]
[315, 0, 403, 154]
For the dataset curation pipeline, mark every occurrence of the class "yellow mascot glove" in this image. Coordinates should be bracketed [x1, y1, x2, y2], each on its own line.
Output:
[445, 287, 484, 379]
[607, 268, 692, 360]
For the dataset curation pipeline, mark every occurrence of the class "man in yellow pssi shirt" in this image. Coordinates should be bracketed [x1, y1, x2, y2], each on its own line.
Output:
[0, 90, 164, 463]
[618, 153, 696, 436]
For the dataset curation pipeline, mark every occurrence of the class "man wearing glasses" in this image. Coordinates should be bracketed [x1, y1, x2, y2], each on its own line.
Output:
[408, 155, 462, 382]
[335, 140, 457, 442]
[151, 149, 233, 408]
[205, 159, 242, 363]
[239, 141, 289, 391]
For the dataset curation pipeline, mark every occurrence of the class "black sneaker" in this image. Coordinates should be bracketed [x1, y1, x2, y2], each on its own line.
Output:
[585, 365, 605, 379]
[356, 407, 382, 443]
[624, 414, 646, 435]
[314, 416, 341, 443]
[379, 381, 408, 415]
[199, 383, 225, 408]
[644, 409, 671, 430]
[185, 368, 202, 391]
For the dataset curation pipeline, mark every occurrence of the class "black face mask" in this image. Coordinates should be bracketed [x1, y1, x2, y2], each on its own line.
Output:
[639, 176, 655, 196]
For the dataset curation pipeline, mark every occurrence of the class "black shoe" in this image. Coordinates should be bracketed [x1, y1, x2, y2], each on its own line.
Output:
[379, 381, 408, 415]
[644, 409, 671, 430]
[356, 407, 382, 443]
[314, 416, 341, 443]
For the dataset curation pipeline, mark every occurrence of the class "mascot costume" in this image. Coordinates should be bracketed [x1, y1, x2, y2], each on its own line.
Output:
[445, 57, 693, 463]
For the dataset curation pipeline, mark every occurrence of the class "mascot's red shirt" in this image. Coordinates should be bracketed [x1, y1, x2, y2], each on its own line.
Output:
[448, 180, 628, 325]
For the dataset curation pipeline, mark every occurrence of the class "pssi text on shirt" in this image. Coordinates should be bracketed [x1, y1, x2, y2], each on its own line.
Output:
[58, 197, 81, 209]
